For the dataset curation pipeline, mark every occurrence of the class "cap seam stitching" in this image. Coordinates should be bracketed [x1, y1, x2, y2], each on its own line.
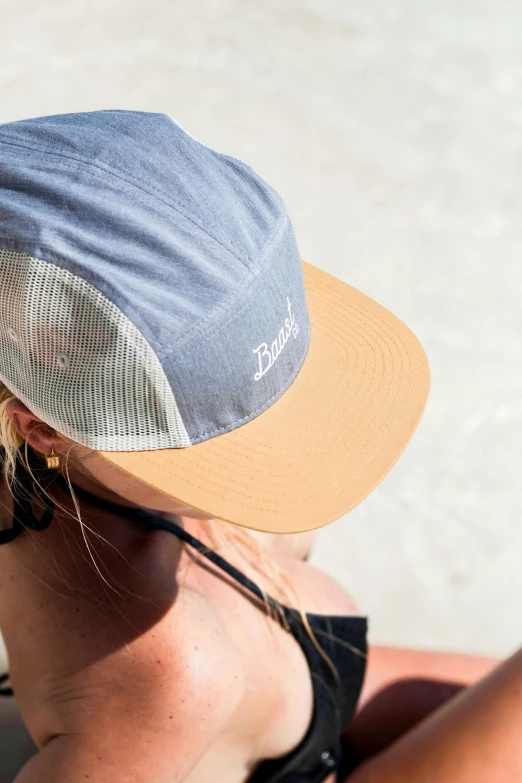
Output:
[0, 238, 179, 355]
[0, 134, 252, 269]
[0, 210, 289, 359]
[165, 209, 291, 359]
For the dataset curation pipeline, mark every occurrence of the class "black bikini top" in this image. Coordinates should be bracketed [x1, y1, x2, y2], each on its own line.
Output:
[0, 447, 368, 783]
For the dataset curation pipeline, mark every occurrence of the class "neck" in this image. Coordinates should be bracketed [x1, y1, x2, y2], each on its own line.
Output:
[7, 446, 280, 554]
[22, 447, 206, 535]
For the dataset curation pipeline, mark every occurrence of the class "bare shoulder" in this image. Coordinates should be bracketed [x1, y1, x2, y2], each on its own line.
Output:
[12, 591, 249, 783]
[0, 501, 247, 749]
[0, 486, 361, 778]
[26, 586, 247, 750]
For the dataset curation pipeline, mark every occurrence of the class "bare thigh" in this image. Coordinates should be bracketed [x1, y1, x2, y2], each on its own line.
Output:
[345, 644, 500, 759]
[346, 645, 522, 782]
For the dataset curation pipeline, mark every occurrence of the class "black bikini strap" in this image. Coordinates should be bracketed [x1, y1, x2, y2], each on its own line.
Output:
[2, 447, 287, 619]
[0, 448, 296, 699]
[0, 448, 55, 545]
[73, 488, 286, 616]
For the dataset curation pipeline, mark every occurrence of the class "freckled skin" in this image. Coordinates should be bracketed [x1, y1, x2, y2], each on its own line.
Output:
[4, 399, 504, 783]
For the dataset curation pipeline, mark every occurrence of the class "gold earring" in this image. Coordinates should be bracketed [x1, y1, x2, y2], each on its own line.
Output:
[45, 448, 60, 470]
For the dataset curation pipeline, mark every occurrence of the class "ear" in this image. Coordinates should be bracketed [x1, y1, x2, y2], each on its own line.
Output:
[4, 399, 64, 456]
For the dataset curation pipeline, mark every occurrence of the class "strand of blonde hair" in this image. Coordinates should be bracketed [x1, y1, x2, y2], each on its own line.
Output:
[0, 380, 345, 685]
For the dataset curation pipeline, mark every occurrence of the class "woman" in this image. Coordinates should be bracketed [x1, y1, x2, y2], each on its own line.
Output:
[0, 109, 509, 783]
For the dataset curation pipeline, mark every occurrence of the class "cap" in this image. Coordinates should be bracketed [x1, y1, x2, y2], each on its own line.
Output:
[0, 109, 430, 534]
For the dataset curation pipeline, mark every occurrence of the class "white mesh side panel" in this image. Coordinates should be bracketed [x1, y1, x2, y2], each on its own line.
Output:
[0, 249, 191, 450]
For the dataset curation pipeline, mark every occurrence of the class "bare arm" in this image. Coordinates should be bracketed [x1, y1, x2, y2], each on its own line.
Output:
[346, 645, 522, 782]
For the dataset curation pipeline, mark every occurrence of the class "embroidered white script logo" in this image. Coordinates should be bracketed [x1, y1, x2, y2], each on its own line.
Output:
[253, 296, 300, 382]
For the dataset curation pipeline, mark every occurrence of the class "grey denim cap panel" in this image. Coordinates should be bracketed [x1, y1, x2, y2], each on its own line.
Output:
[0, 110, 311, 448]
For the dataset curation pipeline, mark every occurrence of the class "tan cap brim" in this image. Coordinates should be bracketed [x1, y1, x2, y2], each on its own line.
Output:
[98, 260, 430, 534]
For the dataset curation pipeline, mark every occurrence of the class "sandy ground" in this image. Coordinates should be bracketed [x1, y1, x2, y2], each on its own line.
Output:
[1, 0, 521, 777]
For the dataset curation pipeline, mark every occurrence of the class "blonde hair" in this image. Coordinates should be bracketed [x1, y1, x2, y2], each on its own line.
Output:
[0, 381, 341, 686]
